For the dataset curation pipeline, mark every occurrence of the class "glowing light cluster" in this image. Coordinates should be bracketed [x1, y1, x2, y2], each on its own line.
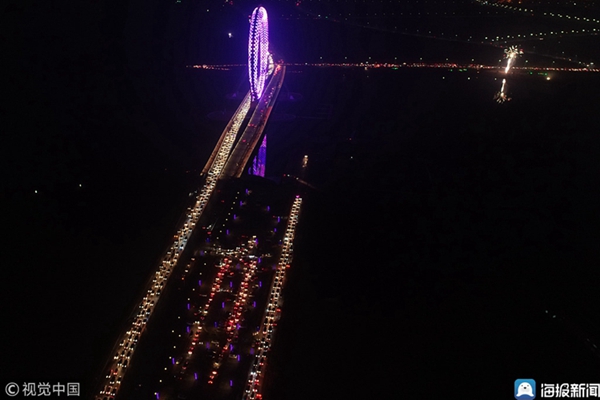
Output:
[494, 78, 510, 103]
[504, 45, 523, 74]
[248, 6, 270, 101]
[242, 196, 302, 400]
[249, 135, 267, 177]
[189, 61, 600, 73]
[95, 92, 252, 400]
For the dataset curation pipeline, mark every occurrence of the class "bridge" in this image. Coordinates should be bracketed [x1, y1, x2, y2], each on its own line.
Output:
[202, 6, 284, 180]
[95, 6, 296, 400]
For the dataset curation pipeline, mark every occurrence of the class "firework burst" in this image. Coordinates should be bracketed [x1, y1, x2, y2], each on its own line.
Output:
[504, 45, 523, 74]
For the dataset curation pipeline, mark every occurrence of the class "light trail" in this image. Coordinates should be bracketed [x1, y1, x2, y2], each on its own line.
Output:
[166, 240, 260, 389]
[494, 78, 510, 103]
[95, 92, 252, 400]
[206, 241, 259, 385]
[242, 196, 302, 400]
[475, 0, 600, 28]
[188, 62, 600, 73]
[221, 64, 285, 179]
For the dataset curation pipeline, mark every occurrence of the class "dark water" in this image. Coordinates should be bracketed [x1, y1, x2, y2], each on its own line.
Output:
[267, 67, 600, 399]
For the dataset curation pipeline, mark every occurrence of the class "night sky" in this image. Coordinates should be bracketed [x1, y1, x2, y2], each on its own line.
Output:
[3, 0, 600, 398]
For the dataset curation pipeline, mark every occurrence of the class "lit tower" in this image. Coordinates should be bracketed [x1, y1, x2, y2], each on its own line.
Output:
[248, 6, 270, 101]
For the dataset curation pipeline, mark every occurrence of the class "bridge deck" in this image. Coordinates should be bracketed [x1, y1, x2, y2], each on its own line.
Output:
[220, 65, 286, 179]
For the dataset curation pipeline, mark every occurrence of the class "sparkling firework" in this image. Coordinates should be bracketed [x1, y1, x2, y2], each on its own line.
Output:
[503, 45, 523, 74]
[494, 78, 510, 103]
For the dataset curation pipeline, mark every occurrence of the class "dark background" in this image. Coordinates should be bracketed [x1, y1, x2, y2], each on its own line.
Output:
[3, 0, 600, 398]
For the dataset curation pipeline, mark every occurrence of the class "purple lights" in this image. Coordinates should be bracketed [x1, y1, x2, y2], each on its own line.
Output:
[248, 6, 270, 101]
[250, 134, 267, 177]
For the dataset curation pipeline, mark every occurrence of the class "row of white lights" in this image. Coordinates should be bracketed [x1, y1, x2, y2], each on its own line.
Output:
[96, 93, 253, 400]
[242, 196, 302, 400]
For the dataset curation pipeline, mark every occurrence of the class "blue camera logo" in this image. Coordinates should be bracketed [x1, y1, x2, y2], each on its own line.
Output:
[515, 379, 536, 399]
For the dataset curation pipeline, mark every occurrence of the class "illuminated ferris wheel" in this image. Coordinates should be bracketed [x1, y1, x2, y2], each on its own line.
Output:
[248, 6, 270, 101]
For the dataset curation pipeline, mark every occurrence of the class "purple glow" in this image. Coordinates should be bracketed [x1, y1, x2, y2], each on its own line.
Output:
[250, 348, 255, 355]
[237, 354, 240, 361]
[230, 380, 233, 387]
[199, 279, 202, 286]
[222, 302, 225, 308]
[156, 393, 160, 399]
[187, 326, 190, 333]
[230, 281, 233, 288]
[172, 358, 175, 365]
[250, 134, 267, 177]
[253, 301, 256, 307]
[248, 7, 270, 101]
[194, 372, 198, 380]
[259, 281, 262, 288]
[187, 303, 190, 310]
[226, 229, 230, 235]
[206, 342, 210, 349]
